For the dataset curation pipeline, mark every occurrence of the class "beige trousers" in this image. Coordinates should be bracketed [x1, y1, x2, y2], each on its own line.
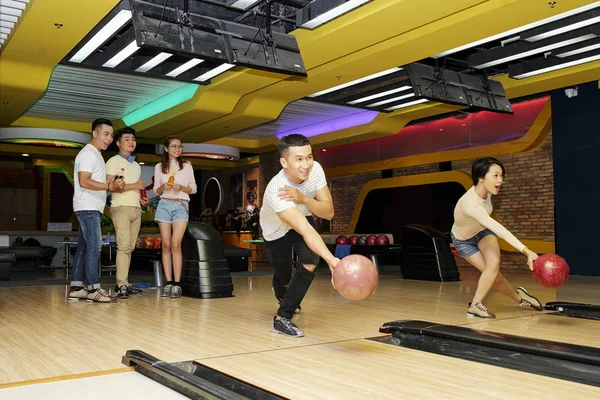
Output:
[110, 206, 142, 287]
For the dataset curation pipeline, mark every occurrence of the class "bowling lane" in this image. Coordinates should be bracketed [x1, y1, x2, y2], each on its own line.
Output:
[0, 371, 187, 399]
[463, 313, 600, 348]
[197, 339, 600, 400]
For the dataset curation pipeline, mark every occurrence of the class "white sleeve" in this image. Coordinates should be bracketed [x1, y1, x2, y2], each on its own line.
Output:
[266, 180, 295, 213]
[77, 152, 97, 173]
[312, 162, 327, 190]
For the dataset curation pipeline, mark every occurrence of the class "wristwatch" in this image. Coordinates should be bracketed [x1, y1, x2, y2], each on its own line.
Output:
[107, 182, 110, 191]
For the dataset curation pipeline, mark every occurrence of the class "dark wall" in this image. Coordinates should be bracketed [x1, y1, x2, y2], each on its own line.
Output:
[354, 182, 465, 242]
[50, 173, 74, 223]
[551, 81, 600, 276]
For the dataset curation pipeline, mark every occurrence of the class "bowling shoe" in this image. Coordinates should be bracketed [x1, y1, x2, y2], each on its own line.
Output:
[272, 317, 304, 338]
[467, 301, 496, 319]
[516, 287, 543, 311]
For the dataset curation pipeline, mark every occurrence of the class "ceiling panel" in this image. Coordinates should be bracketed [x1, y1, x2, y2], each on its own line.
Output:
[229, 99, 378, 139]
[24, 64, 189, 122]
[0, 0, 29, 50]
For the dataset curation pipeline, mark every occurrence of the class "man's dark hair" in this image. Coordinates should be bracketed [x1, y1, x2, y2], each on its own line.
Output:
[115, 126, 136, 143]
[471, 157, 506, 186]
[278, 134, 311, 157]
[91, 118, 113, 133]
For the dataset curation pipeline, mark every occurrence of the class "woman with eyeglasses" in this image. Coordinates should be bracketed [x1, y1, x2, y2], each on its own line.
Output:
[153, 135, 197, 298]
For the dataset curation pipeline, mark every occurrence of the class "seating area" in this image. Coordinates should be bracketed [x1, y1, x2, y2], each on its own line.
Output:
[0, 235, 58, 280]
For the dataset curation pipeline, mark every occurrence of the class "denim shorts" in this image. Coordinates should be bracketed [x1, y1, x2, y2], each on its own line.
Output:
[451, 229, 496, 258]
[154, 199, 189, 223]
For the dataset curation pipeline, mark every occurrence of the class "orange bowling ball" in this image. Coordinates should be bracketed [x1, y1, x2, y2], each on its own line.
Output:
[332, 254, 378, 301]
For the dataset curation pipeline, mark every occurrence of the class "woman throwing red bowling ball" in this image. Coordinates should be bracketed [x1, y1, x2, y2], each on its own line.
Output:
[451, 157, 543, 319]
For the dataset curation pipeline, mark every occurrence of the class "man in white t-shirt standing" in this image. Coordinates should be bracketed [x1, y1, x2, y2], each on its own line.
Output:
[68, 118, 124, 303]
[260, 134, 339, 338]
[106, 127, 148, 300]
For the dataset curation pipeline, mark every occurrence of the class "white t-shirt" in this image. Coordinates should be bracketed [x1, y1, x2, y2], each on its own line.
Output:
[73, 144, 107, 212]
[106, 155, 142, 207]
[260, 161, 327, 241]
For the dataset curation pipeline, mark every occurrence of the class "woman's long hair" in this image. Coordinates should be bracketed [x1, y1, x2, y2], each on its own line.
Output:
[161, 135, 185, 174]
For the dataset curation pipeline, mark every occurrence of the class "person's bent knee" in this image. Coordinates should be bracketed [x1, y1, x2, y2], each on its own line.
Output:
[303, 264, 317, 272]
[486, 262, 501, 276]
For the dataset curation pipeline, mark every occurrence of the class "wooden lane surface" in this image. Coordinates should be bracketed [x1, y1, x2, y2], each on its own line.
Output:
[197, 338, 600, 400]
[0, 271, 597, 385]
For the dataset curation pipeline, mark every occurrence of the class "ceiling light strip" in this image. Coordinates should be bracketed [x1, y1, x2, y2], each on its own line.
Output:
[0, 13, 18, 23]
[473, 34, 596, 69]
[229, 0, 261, 11]
[309, 67, 402, 98]
[384, 98, 429, 111]
[524, 15, 600, 42]
[1, 0, 26, 9]
[512, 52, 600, 79]
[102, 40, 139, 68]
[69, 9, 132, 63]
[193, 63, 235, 82]
[555, 41, 600, 58]
[347, 85, 412, 105]
[367, 92, 415, 108]
[166, 58, 204, 77]
[135, 52, 173, 72]
[301, 0, 370, 29]
[0, 6, 22, 17]
[432, 1, 600, 58]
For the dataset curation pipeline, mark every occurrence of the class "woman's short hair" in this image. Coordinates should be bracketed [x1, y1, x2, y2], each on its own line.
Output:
[471, 157, 506, 186]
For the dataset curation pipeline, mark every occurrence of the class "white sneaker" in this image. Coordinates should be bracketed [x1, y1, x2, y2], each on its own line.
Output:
[67, 287, 88, 301]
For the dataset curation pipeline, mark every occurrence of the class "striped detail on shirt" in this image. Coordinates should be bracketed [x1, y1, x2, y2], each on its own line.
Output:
[260, 161, 327, 241]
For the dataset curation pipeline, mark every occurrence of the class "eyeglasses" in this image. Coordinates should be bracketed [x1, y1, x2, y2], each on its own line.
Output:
[168, 145, 184, 149]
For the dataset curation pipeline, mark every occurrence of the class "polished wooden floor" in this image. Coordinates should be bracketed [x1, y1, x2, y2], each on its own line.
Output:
[0, 267, 599, 399]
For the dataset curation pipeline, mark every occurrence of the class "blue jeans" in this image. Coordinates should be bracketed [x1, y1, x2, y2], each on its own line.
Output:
[71, 210, 102, 288]
[451, 229, 496, 258]
[154, 199, 189, 223]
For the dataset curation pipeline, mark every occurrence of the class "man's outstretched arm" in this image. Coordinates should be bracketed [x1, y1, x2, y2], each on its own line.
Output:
[278, 207, 338, 270]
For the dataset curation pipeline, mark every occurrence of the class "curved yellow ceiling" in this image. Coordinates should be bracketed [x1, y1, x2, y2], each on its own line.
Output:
[2, 0, 599, 153]
[0, 0, 120, 126]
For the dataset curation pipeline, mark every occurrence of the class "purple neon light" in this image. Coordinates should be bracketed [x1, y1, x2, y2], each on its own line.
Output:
[275, 111, 378, 139]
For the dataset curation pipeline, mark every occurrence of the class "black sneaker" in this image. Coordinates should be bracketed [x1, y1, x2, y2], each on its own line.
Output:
[169, 285, 182, 298]
[116, 285, 129, 299]
[272, 317, 304, 338]
[127, 285, 142, 295]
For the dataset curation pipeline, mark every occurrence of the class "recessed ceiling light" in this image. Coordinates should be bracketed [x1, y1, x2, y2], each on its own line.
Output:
[309, 67, 402, 98]
[69, 9, 132, 63]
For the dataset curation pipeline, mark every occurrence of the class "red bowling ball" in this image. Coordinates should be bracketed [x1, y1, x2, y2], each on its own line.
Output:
[375, 235, 390, 245]
[348, 235, 358, 245]
[532, 254, 570, 288]
[366, 235, 377, 245]
[336, 235, 349, 245]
